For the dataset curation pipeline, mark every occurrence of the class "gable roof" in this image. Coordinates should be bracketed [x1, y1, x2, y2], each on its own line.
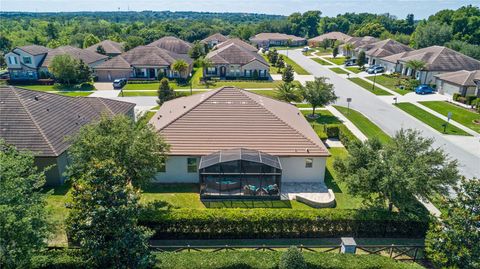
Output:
[95, 45, 193, 69]
[343, 36, 379, 48]
[16, 45, 49, 56]
[357, 39, 413, 58]
[308, 32, 352, 43]
[250, 33, 306, 42]
[381, 46, 480, 71]
[213, 38, 258, 52]
[435, 70, 480, 87]
[41, 46, 108, 68]
[0, 86, 135, 157]
[206, 43, 268, 66]
[148, 36, 192, 55]
[149, 87, 329, 157]
[86, 40, 124, 55]
[201, 33, 228, 44]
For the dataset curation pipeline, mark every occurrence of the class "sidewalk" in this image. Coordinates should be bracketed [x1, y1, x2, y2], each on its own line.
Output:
[326, 105, 368, 141]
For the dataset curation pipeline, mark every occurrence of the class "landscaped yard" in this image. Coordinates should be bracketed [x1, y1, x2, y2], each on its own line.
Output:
[366, 75, 411, 95]
[56, 91, 93, 97]
[330, 67, 349, 74]
[295, 103, 312, 108]
[124, 79, 284, 92]
[312, 58, 332, 65]
[120, 90, 207, 97]
[334, 106, 392, 144]
[15, 83, 96, 92]
[325, 57, 345, 65]
[345, 67, 363, 74]
[348, 77, 393, 96]
[419, 101, 480, 133]
[395, 103, 470, 136]
[284, 55, 310, 75]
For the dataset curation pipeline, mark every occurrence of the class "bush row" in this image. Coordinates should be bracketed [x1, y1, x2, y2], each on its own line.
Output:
[453, 93, 478, 106]
[139, 208, 429, 240]
[316, 124, 361, 150]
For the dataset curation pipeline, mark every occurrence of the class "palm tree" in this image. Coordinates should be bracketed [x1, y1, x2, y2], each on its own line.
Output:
[275, 82, 301, 103]
[405, 60, 427, 81]
[197, 57, 213, 77]
[172, 60, 189, 79]
[343, 43, 354, 57]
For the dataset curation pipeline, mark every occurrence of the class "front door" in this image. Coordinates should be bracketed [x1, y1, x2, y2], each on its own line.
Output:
[220, 66, 226, 77]
[149, 68, 156, 78]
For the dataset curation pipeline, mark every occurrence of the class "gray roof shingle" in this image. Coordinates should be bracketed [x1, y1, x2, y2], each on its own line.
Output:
[17, 45, 49, 56]
[148, 36, 192, 55]
[41, 46, 108, 68]
[86, 40, 124, 55]
[206, 43, 268, 66]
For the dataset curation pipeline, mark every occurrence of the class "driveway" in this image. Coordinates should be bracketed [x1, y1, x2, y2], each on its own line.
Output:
[282, 49, 480, 179]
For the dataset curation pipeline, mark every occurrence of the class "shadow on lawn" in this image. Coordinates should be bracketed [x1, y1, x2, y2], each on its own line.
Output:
[203, 199, 294, 209]
[142, 183, 199, 193]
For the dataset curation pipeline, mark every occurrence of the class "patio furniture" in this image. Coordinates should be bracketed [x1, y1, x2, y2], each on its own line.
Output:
[263, 184, 279, 195]
[243, 185, 258, 196]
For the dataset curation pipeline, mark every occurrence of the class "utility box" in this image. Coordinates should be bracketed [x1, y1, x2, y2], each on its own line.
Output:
[340, 237, 357, 254]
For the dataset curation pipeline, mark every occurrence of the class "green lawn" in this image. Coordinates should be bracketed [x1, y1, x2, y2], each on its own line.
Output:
[395, 103, 471, 136]
[16, 83, 96, 92]
[312, 58, 332, 65]
[345, 67, 363, 74]
[295, 103, 312, 108]
[419, 101, 480, 133]
[348, 77, 393, 96]
[262, 54, 281, 74]
[121, 90, 207, 97]
[124, 80, 284, 91]
[334, 106, 392, 144]
[325, 57, 345, 65]
[366, 75, 411, 96]
[247, 89, 278, 98]
[284, 55, 310, 75]
[330, 67, 349, 74]
[56, 91, 93, 97]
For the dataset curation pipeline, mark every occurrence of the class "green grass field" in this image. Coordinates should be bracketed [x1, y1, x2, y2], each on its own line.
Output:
[334, 106, 392, 144]
[345, 67, 363, 74]
[325, 57, 345, 65]
[348, 77, 393, 96]
[284, 55, 310, 75]
[419, 101, 480, 133]
[330, 67, 349, 74]
[312, 58, 332, 65]
[295, 103, 312, 108]
[366, 75, 411, 95]
[124, 79, 284, 92]
[395, 103, 470, 136]
[15, 83, 96, 92]
[56, 91, 93, 97]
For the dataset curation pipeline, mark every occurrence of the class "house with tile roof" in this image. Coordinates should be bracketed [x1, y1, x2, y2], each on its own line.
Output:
[201, 33, 228, 48]
[339, 36, 379, 55]
[93, 45, 193, 81]
[148, 36, 193, 55]
[5, 45, 108, 81]
[250, 33, 306, 49]
[204, 42, 269, 79]
[378, 46, 480, 84]
[308, 32, 352, 47]
[435, 70, 480, 97]
[149, 86, 330, 199]
[213, 38, 258, 52]
[86, 40, 125, 57]
[354, 39, 413, 66]
[0, 86, 135, 185]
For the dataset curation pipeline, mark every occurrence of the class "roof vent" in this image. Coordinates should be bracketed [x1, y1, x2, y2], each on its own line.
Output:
[306, 148, 310, 153]
[46, 108, 49, 112]
[183, 106, 186, 109]
[34, 96, 39, 101]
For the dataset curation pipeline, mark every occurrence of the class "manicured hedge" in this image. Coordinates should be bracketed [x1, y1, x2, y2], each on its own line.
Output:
[32, 249, 85, 269]
[155, 251, 424, 269]
[139, 208, 429, 240]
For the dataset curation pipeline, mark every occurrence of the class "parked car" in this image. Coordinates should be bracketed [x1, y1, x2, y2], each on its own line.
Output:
[366, 65, 384, 74]
[415, 84, 435, 95]
[113, 78, 127, 89]
[344, 59, 357, 66]
[302, 47, 310, 52]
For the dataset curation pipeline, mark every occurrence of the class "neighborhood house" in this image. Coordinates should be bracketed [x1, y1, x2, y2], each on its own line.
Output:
[149, 86, 330, 199]
[435, 70, 480, 97]
[308, 31, 352, 47]
[86, 39, 125, 57]
[148, 36, 193, 55]
[354, 39, 413, 66]
[201, 33, 228, 48]
[250, 33, 306, 49]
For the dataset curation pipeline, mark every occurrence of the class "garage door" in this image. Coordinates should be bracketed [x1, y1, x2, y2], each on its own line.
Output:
[441, 82, 460, 97]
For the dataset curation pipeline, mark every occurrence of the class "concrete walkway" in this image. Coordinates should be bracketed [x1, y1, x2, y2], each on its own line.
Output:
[326, 105, 368, 141]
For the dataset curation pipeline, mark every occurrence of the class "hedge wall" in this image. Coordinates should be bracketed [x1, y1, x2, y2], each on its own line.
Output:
[139, 208, 429, 240]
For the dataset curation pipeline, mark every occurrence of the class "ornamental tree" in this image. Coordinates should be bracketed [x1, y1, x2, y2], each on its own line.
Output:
[301, 77, 337, 116]
[334, 129, 459, 211]
[0, 140, 51, 268]
[66, 115, 169, 188]
[157, 78, 176, 105]
[357, 51, 366, 68]
[282, 65, 294, 83]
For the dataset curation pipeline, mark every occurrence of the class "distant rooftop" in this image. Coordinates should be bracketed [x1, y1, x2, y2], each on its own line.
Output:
[148, 36, 193, 55]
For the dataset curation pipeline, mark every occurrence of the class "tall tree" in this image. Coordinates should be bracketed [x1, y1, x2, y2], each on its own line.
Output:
[275, 82, 301, 103]
[342, 43, 354, 57]
[0, 140, 51, 268]
[357, 51, 366, 68]
[66, 115, 169, 187]
[83, 34, 100, 48]
[45, 22, 59, 40]
[334, 129, 459, 211]
[0, 35, 12, 53]
[157, 78, 176, 105]
[332, 46, 339, 58]
[66, 159, 154, 268]
[282, 65, 294, 83]
[188, 41, 206, 60]
[354, 22, 387, 38]
[124, 36, 144, 51]
[301, 77, 337, 116]
[411, 21, 452, 48]
[426, 177, 480, 269]
[49, 54, 80, 85]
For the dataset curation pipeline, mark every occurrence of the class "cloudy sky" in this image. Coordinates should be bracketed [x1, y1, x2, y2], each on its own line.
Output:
[0, 0, 478, 18]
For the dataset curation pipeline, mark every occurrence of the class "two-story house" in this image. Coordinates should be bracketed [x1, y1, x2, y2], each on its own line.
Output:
[5, 45, 49, 80]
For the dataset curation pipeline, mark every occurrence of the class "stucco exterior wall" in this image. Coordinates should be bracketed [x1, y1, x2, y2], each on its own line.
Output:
[279, 157, 326, 182]
[154, 156, 200, 183]
[34, 151, 69, 186]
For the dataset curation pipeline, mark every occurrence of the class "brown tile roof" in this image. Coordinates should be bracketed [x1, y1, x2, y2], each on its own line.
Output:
[250, 33, 306, 42]
[86, 40, 124, 55]
[382, 46, 480, 71]
[148, 36, 192, 55]
[0, 86, 135, 157]
[201, 33, 228, 44]
[95, 45, 193, 70]
[206, 43, 268, 66]
[435, 70, 480, 86]
[213, 38, 258, 52]
[149, 87, 330, 157]
[357, 39, 413, 58]
[343, 36, 379, 48]
[16, 45, 49, 56]
[308, 32, 352, 43]
[41, 46, 108, 68]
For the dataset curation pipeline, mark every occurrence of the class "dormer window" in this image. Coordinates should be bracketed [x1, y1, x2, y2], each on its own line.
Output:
[22, 57, 32, 64]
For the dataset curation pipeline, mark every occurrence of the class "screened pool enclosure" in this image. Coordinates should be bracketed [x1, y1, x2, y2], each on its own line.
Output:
[199, 148, 282, 199]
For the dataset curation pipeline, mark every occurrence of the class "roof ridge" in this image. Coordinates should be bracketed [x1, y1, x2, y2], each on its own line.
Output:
[10, 86, 58, 155]
[239, 89, 322, 150]
[95, 97, 115, 115]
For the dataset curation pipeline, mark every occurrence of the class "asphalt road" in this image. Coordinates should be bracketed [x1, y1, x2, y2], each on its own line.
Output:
[283, 49, 480, 179]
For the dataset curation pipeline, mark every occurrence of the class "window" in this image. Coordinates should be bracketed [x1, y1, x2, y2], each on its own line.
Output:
[206, 67, 217, 75]
[187, 158, 198, 173]
[8, 56, 18, 65]
[305, 158, 313, 168]
[22, 57, 32, 64]
[244, 70, 252, 77]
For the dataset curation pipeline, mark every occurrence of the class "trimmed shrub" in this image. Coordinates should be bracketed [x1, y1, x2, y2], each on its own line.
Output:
[279, 246, 307, 269]
[457, 97, 466, 104]
[325, 124, 340, 138]
[465, 95, 477, 105]
[452, 93, 461, 101]
[338, 125, 361, 150]
[139, 207, 429, 240]
[31, 249, 85, 269]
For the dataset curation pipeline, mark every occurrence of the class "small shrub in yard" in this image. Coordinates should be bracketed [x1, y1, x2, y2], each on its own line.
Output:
[324, 124, 340, 138]
[279, 246, 307, 269]
[465, 95, 476, 105]
[452, 92, 461, 101]
[457, 96, 467, 104]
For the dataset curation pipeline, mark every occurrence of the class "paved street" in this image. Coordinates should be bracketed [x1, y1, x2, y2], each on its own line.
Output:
[282, 49, 480, 178]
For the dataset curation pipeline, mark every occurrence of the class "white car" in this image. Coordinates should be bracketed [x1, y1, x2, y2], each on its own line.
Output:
[302, 47, 310, 52]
